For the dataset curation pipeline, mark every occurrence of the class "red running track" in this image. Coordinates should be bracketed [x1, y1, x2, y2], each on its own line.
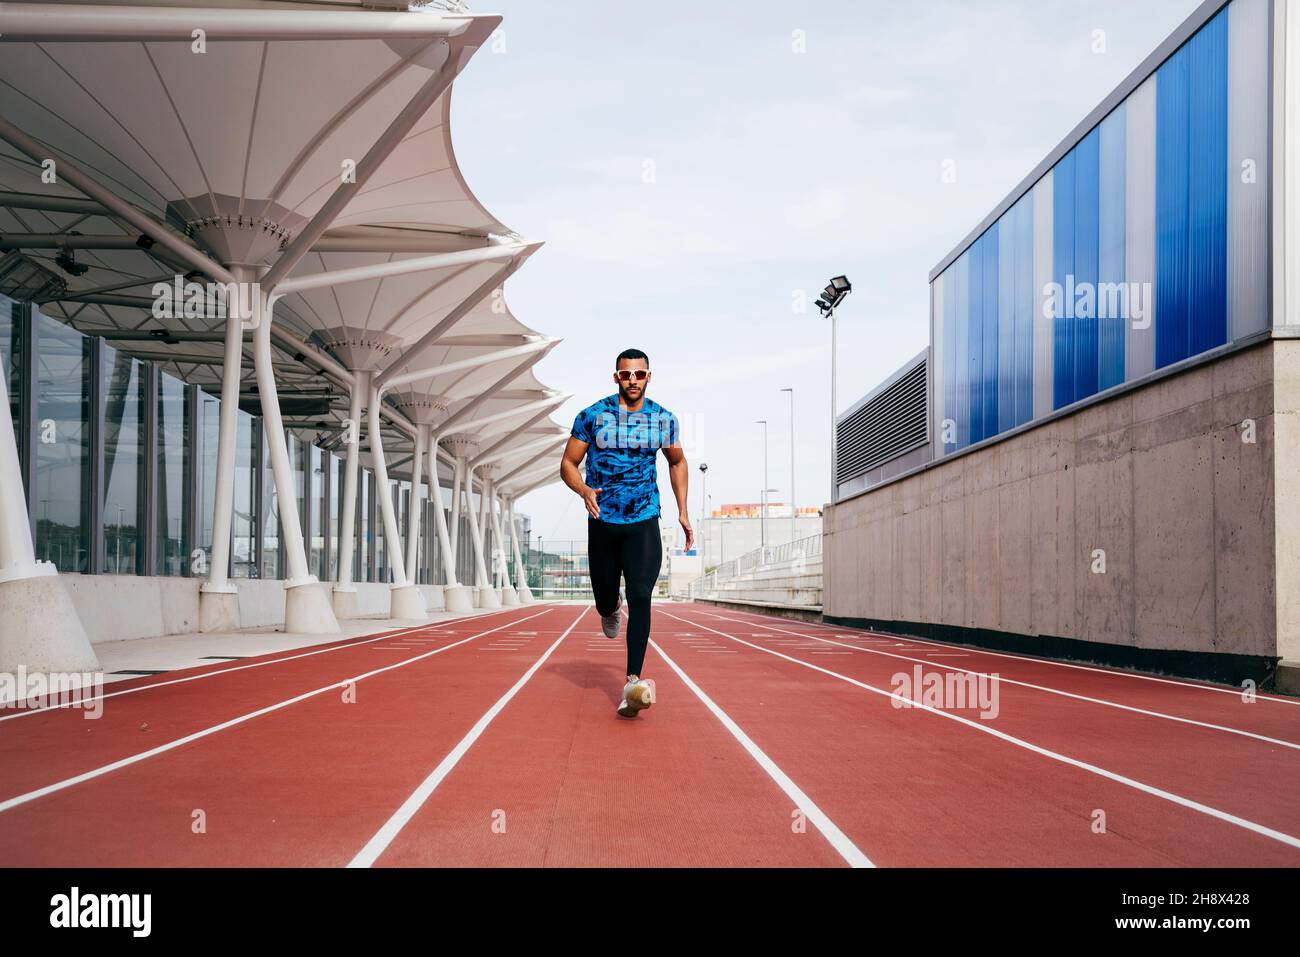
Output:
[0, 600, 1297, 867]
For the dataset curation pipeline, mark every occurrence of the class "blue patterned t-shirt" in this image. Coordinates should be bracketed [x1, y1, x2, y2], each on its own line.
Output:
[571, 394, 680, 524]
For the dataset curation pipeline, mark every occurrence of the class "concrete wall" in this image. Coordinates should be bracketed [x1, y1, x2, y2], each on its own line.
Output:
[825, 340, 1290, 662]
[1274, 342, 1300, 662]
[60, 576, 448, 644]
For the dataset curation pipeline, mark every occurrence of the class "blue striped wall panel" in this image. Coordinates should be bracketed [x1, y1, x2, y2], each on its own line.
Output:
[1013, 196, 1034, 426]
[968, 239, 984, 444]
[1098, 106, 1127, 391]
[1053, 150, 1076, 409]
[981, 227, 1000, 441]
[998, 216, 1016, 435]
[1156, 9, 1228, 368]
[943, 267, 957, 452]
[953, 252, 970, 449]
[1073, 129, 1101, 402]
[1188, 9, 1228, 356]
[1156, 33, 1194, 367]
[929, 1, 1247, 460]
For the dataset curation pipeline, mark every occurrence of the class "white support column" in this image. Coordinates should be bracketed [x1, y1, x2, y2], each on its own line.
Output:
[508, 497, 535, 604]
[405, 422, 427, 582]
[449, 457, 463, 558]
[502, 494, 515, 582]
[367, 384, 425, 619]
[489, 479, 518, 606]
[462, 460, 498, 608]
[428, 438, 471, 612]
[198, 268, 253, 632]
[332, 372, 366, 619]
[477, 474, 491, 567]
[255, 293, 339, 634]
[0, 353, 99, 672]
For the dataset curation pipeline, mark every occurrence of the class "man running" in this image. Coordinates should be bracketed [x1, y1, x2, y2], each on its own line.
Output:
[561, 348, 693, 718]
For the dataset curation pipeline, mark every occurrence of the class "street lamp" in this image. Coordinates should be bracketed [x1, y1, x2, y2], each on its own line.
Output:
[814, 275, 851, 505]
[762, 488, 779, 560]
[698, 462, 708, 565]
[756, 419, 768, 548]
[780, 386, 794, 546]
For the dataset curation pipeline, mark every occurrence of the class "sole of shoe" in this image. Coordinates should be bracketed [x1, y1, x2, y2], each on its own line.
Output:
[616, 679, 654, 718]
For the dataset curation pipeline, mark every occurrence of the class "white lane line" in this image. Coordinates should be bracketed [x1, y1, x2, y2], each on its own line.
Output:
[0, 608, 558, 814]
[348, 604, 592, 868]
[650, 638, 873, 868]
[699, 605, 1300, 707]
[665, 612, 1300, 852]
[700, 613, 1300, 752]
[0, 604, 557, 721]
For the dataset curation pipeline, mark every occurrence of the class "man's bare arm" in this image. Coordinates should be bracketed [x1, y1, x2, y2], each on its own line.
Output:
[663, 444, 694, 551]
[561, 436, 603, 519]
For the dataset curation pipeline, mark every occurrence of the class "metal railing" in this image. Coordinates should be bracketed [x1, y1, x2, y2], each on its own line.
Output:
[522, 538, 673, 601]
[688, 533, 822, 599]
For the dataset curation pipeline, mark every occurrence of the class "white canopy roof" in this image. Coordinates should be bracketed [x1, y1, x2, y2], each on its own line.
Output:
[0, 0, 563, 488]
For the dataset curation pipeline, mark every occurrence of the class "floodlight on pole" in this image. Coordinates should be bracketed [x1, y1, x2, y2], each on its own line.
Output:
[814, 274, 851, 504]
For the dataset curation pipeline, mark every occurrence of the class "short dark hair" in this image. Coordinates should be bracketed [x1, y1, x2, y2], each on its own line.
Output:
[615, 348, 648, 368]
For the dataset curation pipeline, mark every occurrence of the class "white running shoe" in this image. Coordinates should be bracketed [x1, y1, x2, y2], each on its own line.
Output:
[617, 675, 655, 718]
[600, 589, 626, 639]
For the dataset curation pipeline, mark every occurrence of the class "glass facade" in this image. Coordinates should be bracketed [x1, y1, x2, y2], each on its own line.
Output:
[233, 410, 258, 579]
[196, 389, 220, 575]
[1, 298, 20, 457]
[155, 372, 190, 576]
[310, 443, 326, 579]
[358, 469, 370, 582]
[1, 293, 497, 587]
[103, 346, 145, 575]
[328, 452, 341, 581]
[932, 0, 1270, 457]
[260, 429, 280, 580]
[34, 311, 91, 573]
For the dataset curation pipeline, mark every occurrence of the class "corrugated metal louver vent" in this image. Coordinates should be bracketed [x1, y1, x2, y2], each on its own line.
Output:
[836, 355, 928, 484]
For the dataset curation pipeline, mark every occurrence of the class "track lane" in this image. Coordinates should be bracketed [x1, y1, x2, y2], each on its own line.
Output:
[673, 609, 1300, 840]
[0, 605, 557, 803]
[691, 606, 1300, 741]
[370, 608, 854, 868]
[0, 608, 580, 865]
[656, 608, 1300, 866]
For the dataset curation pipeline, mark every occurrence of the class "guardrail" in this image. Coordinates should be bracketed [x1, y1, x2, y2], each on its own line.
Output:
[688, 533, 822, 602]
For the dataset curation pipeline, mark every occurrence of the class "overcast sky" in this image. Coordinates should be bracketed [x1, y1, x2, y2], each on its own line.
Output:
[453, 0, 1205, 546]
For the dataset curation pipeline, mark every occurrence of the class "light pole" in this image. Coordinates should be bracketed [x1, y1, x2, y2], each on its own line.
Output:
[756, 419, 768, 548]
[815, 276, 851, 505]
[780, 386, 795, 545]
[698, 462, 708, 566]
[762, 488, 779, 559]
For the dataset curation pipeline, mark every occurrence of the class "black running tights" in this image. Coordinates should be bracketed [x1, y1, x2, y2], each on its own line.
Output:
[588, 515, 662, 677]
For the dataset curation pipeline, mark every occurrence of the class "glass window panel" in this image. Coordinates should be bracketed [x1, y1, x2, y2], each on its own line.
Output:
[261, 429, 280, 580]
[358, 469, 369, 582]
[329, 452, 341, 581]
[155, 373, 190, 576]
[1, 295, 19, 437]
[233, 412, 257, 579]
[195, 390, 220, 575]
[102, 346, 144, 575]
[34, 312, 90, 573]
[310, 443, 325, 579]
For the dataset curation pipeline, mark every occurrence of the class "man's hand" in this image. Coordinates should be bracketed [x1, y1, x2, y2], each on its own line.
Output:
[680, 515, 694, 551]
[580, 485, 603, 519]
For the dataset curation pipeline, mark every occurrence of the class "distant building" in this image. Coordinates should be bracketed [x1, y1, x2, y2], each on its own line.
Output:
[694, 503, 822, 569]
